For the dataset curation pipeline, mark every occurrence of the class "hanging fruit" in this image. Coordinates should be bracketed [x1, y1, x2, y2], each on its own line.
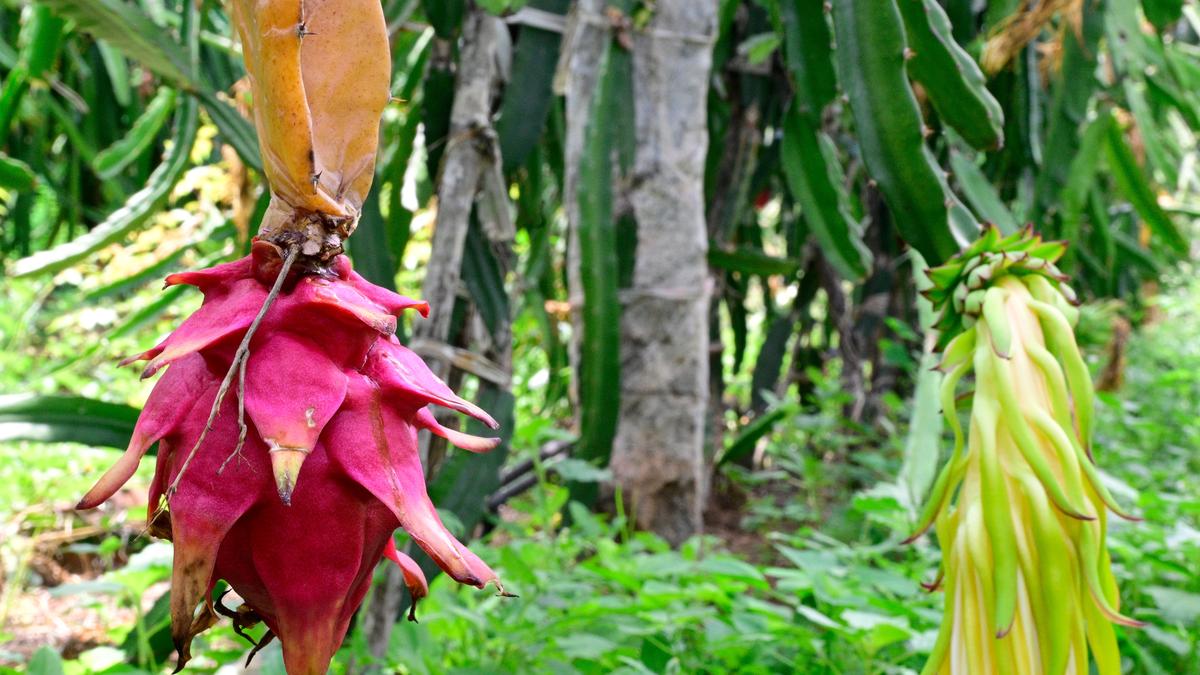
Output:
[76, 1, 507, 672]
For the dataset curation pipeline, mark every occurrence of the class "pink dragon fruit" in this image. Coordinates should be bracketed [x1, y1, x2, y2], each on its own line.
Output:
[77, 240, 505, 673]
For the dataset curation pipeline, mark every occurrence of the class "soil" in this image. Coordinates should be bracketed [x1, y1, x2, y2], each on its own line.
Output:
[0, 490, 149, 665]
[2, 582, 139, 662]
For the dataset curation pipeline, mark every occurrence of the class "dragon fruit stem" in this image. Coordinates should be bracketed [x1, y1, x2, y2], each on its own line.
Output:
[217, 356, 251, 475]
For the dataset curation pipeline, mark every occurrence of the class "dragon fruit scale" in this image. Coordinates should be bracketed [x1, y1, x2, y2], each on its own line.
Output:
[78, 242, 506, 672]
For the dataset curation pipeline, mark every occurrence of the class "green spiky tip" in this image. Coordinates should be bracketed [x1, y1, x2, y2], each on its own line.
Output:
[924, 225, 1074, 350]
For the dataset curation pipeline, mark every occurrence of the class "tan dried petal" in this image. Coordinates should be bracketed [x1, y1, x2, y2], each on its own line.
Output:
[229, 0, 390, 222]
[301, 0, 391, 212]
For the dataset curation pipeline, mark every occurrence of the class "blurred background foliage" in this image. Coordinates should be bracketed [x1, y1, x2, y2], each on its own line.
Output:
[1, 0, 1199, 672]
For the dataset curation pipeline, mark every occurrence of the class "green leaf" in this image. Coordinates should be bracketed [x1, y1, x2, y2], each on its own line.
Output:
[941, 0, 976, 45]
[49, 285, 190, 376]
[840, 610, 912, 651]
[20, 5, 65, 78]
[1142, 0, 1184, 31]
[11, 0, 201, 277]
[1125, 638, 1174, 675]
[718, 404, 791, 467]
[0, 70, 29, 144]
[422, 59, 456, 185]
[427, 385, 513, 537]
[708, 245, 802, 278]
[12, 0, 204, 277]
[831, 0, 978, 263]
[0, 32, 17, 69]
[394, 27, 435, 103]
[780, 104, 871, 279]
[697, 557, 769, 587]
[44, 95, 99, 164]
[1124, 79, 1177, 186]
[750, 312, 797, 413]
[896, 252, 943, 515]
[1104, 116, 1188, 253]
[120, 589, 174, 665]
[738, 33, 780, 65]
[1059, 112, 1113, 246]
[948, 150, 1018, 235]
[726, 275, 749, 372]
[39, 0, 191, 84]
[38, 0, 261, 175]
[195, 89, 263, 174]
[423, 0, 465, 38]
[797, 605, 843, 630]
[898, 0, 1003, 150]
[93, 88, 177, 180]
[552, 458, 613, 483]
[346, 184, 397, 291]
[1034, 4, 1105, 218]
[1141, 624, 1191, 657]
[11, 95, 199, 277]
[1144, 586, 1200, 624]
[81, 249, 187, 303]
[0, 5, 64, 143]
[0, 153, 36, 191]
[26, 647, 64, 675]
[639, 635, 672, 672]
[96, 40, 131, 107]
[1113, 230, 1166, 276]
[461, 219, 510, 336]
[555, 634, 619, 660]
[777, 0, 837, 115]
[0, 394, 139, 449]
[497, 1, 568, 172]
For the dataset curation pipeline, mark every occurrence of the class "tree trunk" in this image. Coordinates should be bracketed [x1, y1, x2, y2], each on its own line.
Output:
[413, 14, 506, 357]
[609, 0, 717, 546]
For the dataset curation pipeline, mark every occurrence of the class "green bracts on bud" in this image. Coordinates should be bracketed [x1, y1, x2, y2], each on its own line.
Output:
[938, 328, 977, 371]
[1027, 298, 1095, 452]
[905, 356, 973, 544]
[973, 346, 1017, 637]
[990, 336, 1093, 521]
[981, 288, 1011, 358]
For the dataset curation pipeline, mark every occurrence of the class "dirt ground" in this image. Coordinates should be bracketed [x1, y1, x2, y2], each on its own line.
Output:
[0, 490, 152, 666]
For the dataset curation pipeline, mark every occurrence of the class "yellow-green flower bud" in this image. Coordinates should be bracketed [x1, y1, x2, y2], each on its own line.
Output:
[914, 227, 1140, 674]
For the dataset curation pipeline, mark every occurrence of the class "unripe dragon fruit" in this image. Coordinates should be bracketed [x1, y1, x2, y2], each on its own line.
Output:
[76, 0, 508, 671]
[910, 227, 1140, 674]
